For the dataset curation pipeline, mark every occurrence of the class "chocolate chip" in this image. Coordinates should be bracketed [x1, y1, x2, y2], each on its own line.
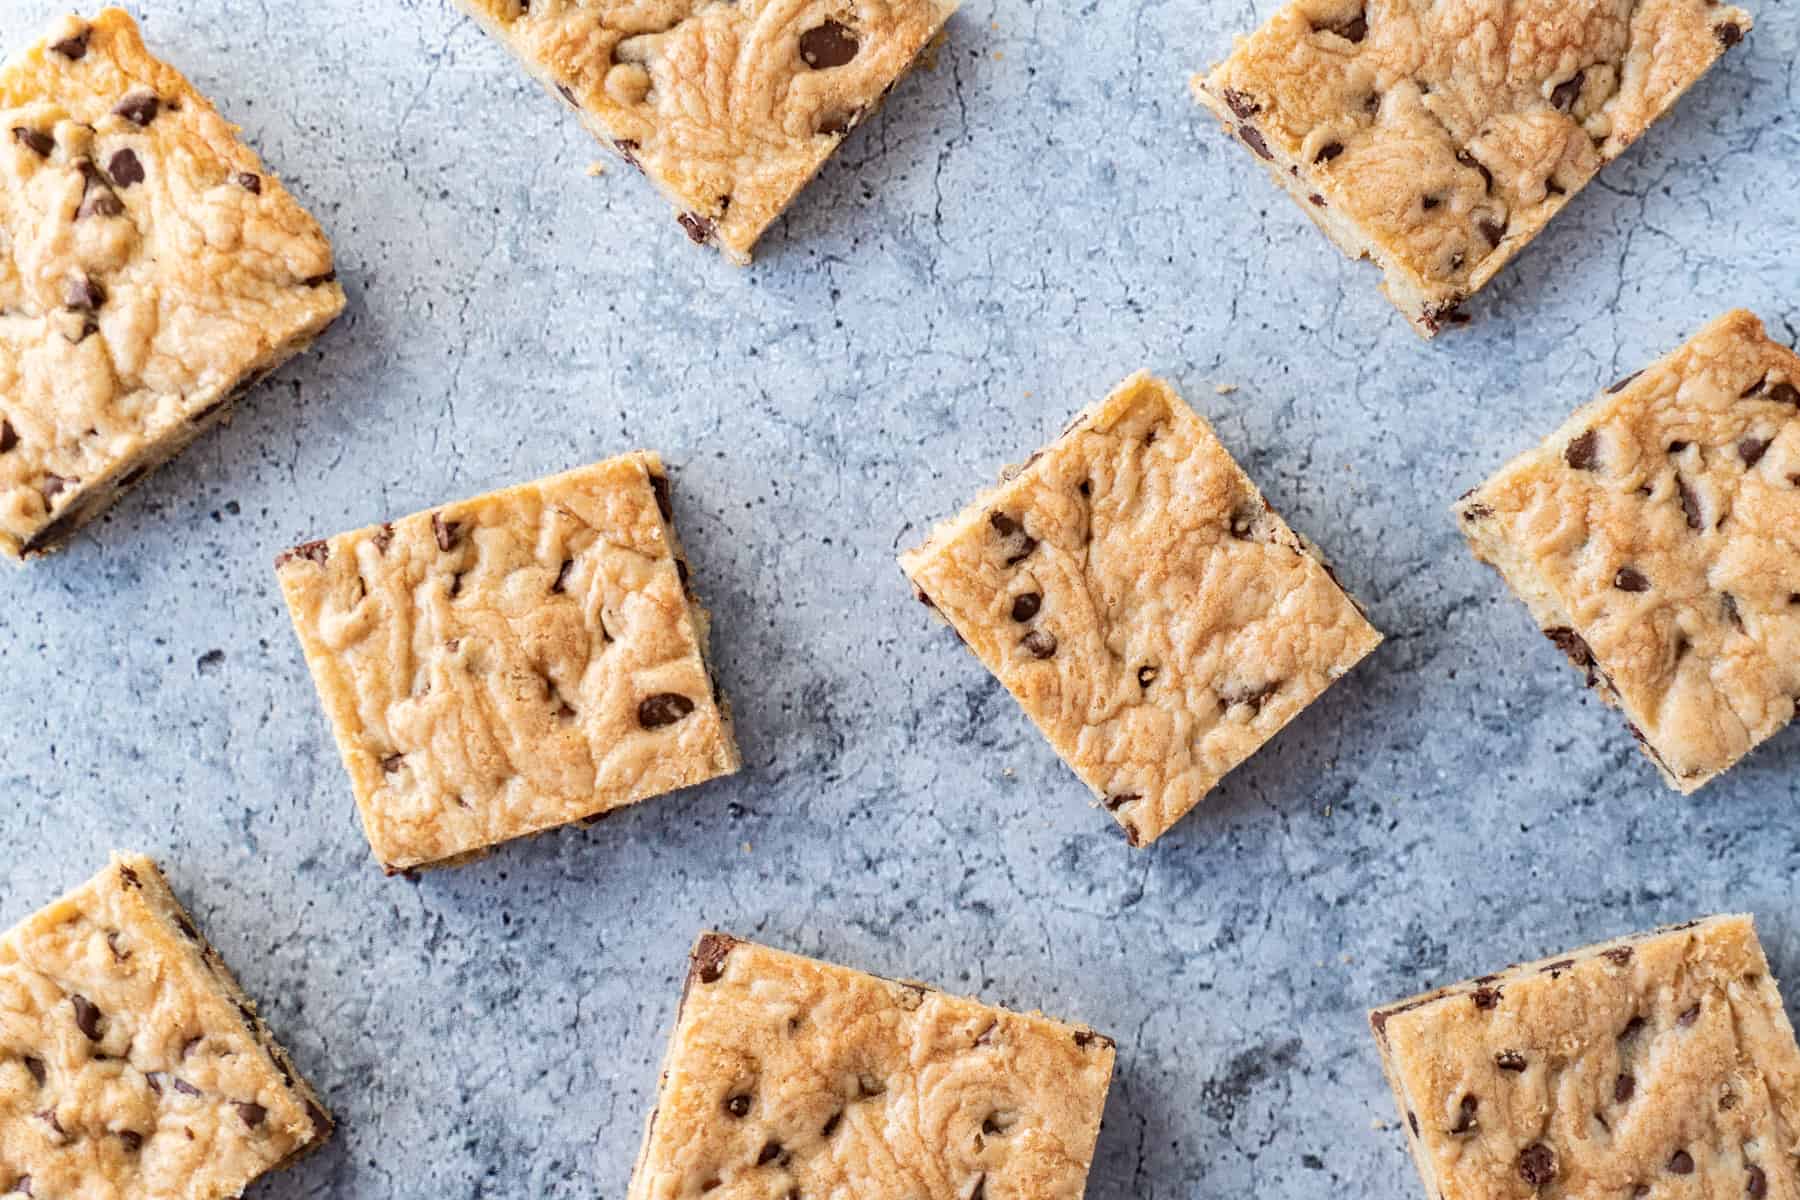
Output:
[1238, 124, 1273, 160]
[1315, 141, 1344, 164]
[40, 473, 75, 501]
[756, 1140, 784, 1166]
[1449, 1095, 1479, 1134]
[1478, 217, 1507, 247]
[1607, 371, 1643, 395]
[1551, 72, 1585, 112]
[0, 421, 16, 453]
[1223, 681, 1280, 713]
[1741, 375, 1768, 398]
[371, 524, 394, 554]
[103, 148, 145, 188]
[278, 539, 330, 567]
[1137, 665, 1158, 687]
[1010, 592, 1041, 622]
[1320, 11, 1368, 42]
[614, 138, 642, 169]
[65, 274, 105, 311]
[381, 753, 404, 773]
[1723, 592, 1744, 632]
[1614, 567, 1650, 593]
[724, 1094, 751, 1117]
[800, 20, 859, 69]
[235, 172, 262, 194]
[1668, 440, 1690, 453]
[1739, 438, 1769, 468]
[1604, 947, 1634, 966]
[1309, 193, 1326, 206]
[551, 558, 574, 593]
[117, 1130, 143, 1152]
[51, 28, 90, 58]
[1564, 430, 1598, 470]
[1678, 476, 1703, 529]
[1422, 195, 1441, 211]
[1103, 793, 1139, 811]
[71, 994, 102, 1040]
[1456, 150, 1493, 192]
[432, 513, 460, 551]
[303, 270, 338, 287]
[1541, 959, 1576, 977]
[1408, 1112, 1419, 1135]
[1749, 1167, 1768, 1198]
[1615, 1073, 1635, 1102]
[1222, 88, 1260, 119]
[77, 185, 123, 219]
[24, 1056, 46, 1086]
[1679, 1003, 1700, 1027]
[639, 693, 695, 727]
[648, 472, 673, 521]
[1021, 630, 1057, 659]
[175, 916, 200, 942]
[11, 127, 53, 157]
[236, 1101, 267, 1128]
[1518, 1144, 1558, 1188]
[1544, 627, 1593, 677]
[172, 1076, 201, 1096]
[1716, 22, 1744, 47]
[1670, 1152, 1695, 1175]
[821, 1109, 842, 1136]
[675, 210, 717, 244]
[1472, 987, 1501, 1010]
[1769, 382, 1799, 407]
[113, 92, 160, 126]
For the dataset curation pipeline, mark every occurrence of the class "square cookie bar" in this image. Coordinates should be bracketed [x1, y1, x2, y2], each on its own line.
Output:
[899, 371, 1382, 846]
[1370, 915, 1800, 1200]
[0, 8, 344, 559]
[451, 0, 957, 262]
[276, 452, 740, 873]
[1454, 311, 1800, 793]
[0, 853, 331, 1200]
[628, 933, 1116, 1200]
[1193, 0, 1752, 337]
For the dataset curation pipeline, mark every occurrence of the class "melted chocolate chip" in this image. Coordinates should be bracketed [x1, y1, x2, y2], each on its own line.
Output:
[1770, 382, 1800, 407]
[303, 270, 338, 287]
[678, 212, 715, 244]
[1010, 592, 1042, 622]
[1723, 592, 1744, 632]
[1315, 141, 1344, 164]
[821, 1109, 842, 1136]
[799, 21, 859, 69]
[1669, 1152, 1695, 1176]
[1103, 793, 1139, 811]
[1456, 149, 1493, 192]
[71, 994, 102, 1040]
[1519, 1144, 1558, 1189]
[1137, 665, 1158, 687]
[1604, 947, 1634, 966]
[1478, 217, 1507, 247]
[24, 1056, 46, 1086]
[171, 1076, 201, 1097]
[1472, 987, 1502, 1010]
[1607, 371, 1644, 395]
[117, 1130, 143, 1152]
[551, 558, 574, 593]
[638, 693, 695, 728]
[107, 148, 144, 187]
[724, 1094, 751, 1117]
[0, 421, 16, 453]
[1614, 567, 1650, 593]
[1422, 195, 1441, 211]
[1739, 438, 1770, 468]
[1223, 88, 1260, 119]
[113, 92, 160, 126]
[432, 513, 461, 551]
[1021, 630, 1057, 659]
[1319, 11, 1368, 42]
[1679, 1004, 1701, 1027]
[1551, 72, 1585, 112]
[65, 274, 105, 311]
[1449, 1095, 1479, 1134]
[1564, 430, 1599, 470]
[236, 1101, 267, 1128]
[693, 934, 736, 983]
[78, 185, 123, 219]
[51, 28, 90, 58]
[1749, 1167, 1768, 1199]
[278, 539, 329, 568]
[12, 126, 53, 157]
[1716, 22, 1744, 47]
[1239, 125, 1273, 160]
[1677, 475, 1704, 530]
[236, 172, 262, 194]
[1615, 1073, 1635, 1102]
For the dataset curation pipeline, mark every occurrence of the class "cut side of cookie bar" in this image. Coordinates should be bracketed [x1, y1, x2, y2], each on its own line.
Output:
[0, 8, 344, 560]
[900, 371, 1382, 846]
[628, 933, 1115, 1200]
[1370, 915, 1800, 1200]
[0, 853, 331, 1200]
[1192, 0, 1753, 337]
[1455, 310, 1800, 792]
[449, 0, 958, 263]
[275, 452, 741, 873]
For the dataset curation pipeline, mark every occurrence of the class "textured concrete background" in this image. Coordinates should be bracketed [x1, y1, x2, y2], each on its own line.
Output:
[1, 1, 1797, 1196]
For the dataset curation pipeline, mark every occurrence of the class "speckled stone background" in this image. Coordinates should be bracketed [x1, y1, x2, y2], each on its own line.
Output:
[2, 0, 1797, 1195]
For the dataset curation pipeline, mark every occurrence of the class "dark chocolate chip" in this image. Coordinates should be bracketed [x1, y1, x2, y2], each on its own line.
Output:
[1315, 141, 1344, 164]
[235, 172, 262, 194]
[1103, 793, 1139, 811]
[1010, 593, 1041, 622]
[614, 138, 642, 169]
[1615, 1073, 1635, 1102]
[1614, 567, 1650, 593]
[1223, 88, 1260, 119]
[372, 524, 394, 554]
[724, 1094, 751, 1117]
[1677, 475, 1703, 530]
[1723, 592, 1744, 632]
[799, 20, 859, 69]
[1607, 371, 1643, 395]
[1137, 665, 1158, 687]
[113, 92, 160, 126]
[1223, 681, 1280, 713]
[821, 1109, 842, 1136]
[278, 539, 329, 567]
[1564, 430, 1599, 470]
[638, 693, 695, 728]
[1422, 195, 1441, 211]
[1679, 1004, 1700, 1027]
[171, 1075, 202, 1096]
[1741, 375, 1768, 398]
[1472, 987, 1502, 1010]
[650, 472, 672, 520]
[1749, 1167, 1768, 1198]
[678, 212, 715, 243]
[1604, 947, 1634, 966]
[78, 186, 123, 219]
[1716, 22, 1744, 47]
[24, 1056, 46, 1086]
[51, 28, 90, 58]
[40, 473, 75, 500]
[1449, 1095, 1479, 1134]
[1239, 124, 1273, 160]
[551, 558, 574, 593]
[236, 1101, 267, 1128]
[0, 421, 16, 453]
[1408, 1111, 1419, 1135]
[105, 148, 145, 187]
[1739, 438, 1769, 468]
[1518, 1144, 1558, 1188]
[65, 274, 105, 310]
[302, 270, 338, 287]
[381, 753, 404, 773]
[1541, 959, 1576, 977]
[1551, 71, 1585, 112]
[117, 1130, 143, 1152]
[432, 513, 460, 551]
[1769, 382, 1800, 407]
[1021, 630, 1056, 659]
[1457, 149, 1493, 192]
[12, 126, 53, 157]
[1478, 217, 1507, 247]
[1309, 193, 1327, 207]
[1323, 12, 1368, 42]
[1670, 1152, 1695, 1176]
[71, 994, 102, 1040]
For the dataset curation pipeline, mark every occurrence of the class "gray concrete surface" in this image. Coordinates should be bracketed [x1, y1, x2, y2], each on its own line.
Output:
[2, 1, 1797, 1196]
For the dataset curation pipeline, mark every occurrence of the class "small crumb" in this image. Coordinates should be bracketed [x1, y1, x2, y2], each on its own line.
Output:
[993, 51, 1003, 60]
[1323, 804, 1333, 817]
[1372, 1118, 1389, 1132]
[1342, 953, 1354, 964]
[1214, 383, 1238, 395]
[1002, 767, 1015, 778]
[586, 161, 607, 177]
[741, 842, 752, 854]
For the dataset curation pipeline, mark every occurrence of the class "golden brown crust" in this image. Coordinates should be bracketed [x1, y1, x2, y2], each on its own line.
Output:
[1371, 916, 1800, 1200]
[450, 0, 958, 261]
[275, 452, 741, 872]
[0, 9, 344, 559]
[0, 853, 330, 1200]
[1193, 0, 1753, 336]
[1454, 310, 1800, 791]
[899, 371, 1382, 846]
[627, 934, 1115, 1200]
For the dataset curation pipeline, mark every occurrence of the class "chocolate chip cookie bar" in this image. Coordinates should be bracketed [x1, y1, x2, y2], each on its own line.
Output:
[1192, 0, 1753, 337]
[0, 9, 344, 560]
[0, 853, 331, 1200]
[628, 933, 1115, 1200]
[1454, 311, 1800, 792]
[1370, 915, 1800, 1200]
[900, 372, 1382, 846]
[275, 452, 740, 873]
[450, 0, 957, 263]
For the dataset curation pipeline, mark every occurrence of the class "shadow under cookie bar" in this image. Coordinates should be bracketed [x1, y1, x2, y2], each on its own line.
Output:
[1192, 0, 1752, 337]
[0, 8, 344, 561]
[1454, 310, 1800, 792]
[900, 371, 1382, 846]
[628, 932, 1115, 1200]
[0, 853, 331, 1200]
[1369, 915, 1798, 1200]
[275, 451, 740, 873]
[446, 0, 958, 262]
